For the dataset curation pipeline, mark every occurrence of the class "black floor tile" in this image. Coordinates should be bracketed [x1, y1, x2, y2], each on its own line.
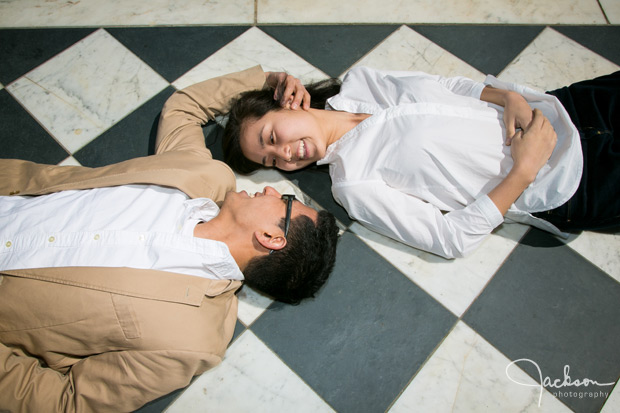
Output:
[463, 228, 620, 413]
[0, 89, 69, 163]
[133, 386, 185, 413]
[73, 86, 175, 167]
[231, 319, 246, 344]
[553, 26, 620, 67]
[204, 122, 226, 162]
[251, 231, 456, 413]
[107, 26, 251, 83]
[260, 25, 399, 78]
[284, 166, 352, 226]
[409, 25, 544, 76]
[0, 28, 96, 85]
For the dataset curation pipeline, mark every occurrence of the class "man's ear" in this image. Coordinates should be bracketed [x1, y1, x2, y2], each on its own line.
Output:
[254, 230, 287, 252]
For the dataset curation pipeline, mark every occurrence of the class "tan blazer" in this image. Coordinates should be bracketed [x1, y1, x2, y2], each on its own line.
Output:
[0, 66, 267, 413]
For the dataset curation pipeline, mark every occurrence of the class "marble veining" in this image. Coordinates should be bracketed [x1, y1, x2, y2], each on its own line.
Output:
[562, 231, 620, 284]
[499, 27, 620, 92]
[389, 321, 572, 412]
[352, 25, 486, 82]
[166, 331, 335, 412]
[173, 27, 328, 91]
[0, 0, 254, 27]
[258, 0, 606, 24]
[6, 29, 168, 154]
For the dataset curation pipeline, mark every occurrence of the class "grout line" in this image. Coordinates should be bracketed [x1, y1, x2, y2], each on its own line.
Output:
[254, 0, 258, 25]
[596, 0, 611, 24]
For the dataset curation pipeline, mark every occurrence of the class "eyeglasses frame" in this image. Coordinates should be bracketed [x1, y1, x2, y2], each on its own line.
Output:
[270, 194, 296, 254]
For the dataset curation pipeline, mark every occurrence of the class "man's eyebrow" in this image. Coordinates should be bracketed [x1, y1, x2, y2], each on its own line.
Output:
[259, 125, 266, 166]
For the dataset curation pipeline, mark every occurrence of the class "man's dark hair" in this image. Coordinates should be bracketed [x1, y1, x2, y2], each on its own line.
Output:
[223, 78, 341, 175]
[243, 210, 338, 304]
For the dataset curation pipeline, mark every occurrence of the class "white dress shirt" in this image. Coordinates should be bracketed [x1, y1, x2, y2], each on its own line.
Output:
[0, 184, 244, 280]
[319, 67, 582, 258]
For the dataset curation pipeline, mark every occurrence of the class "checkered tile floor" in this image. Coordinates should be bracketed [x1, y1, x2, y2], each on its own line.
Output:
[1, 3, 620, 412]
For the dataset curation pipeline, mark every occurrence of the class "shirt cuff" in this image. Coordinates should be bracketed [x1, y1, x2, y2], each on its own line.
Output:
[471, 195, 505, 229]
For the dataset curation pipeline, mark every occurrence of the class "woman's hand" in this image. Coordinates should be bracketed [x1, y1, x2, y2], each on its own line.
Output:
[487, 109, 557, 216]
[480, 86, 533, 145]
[265, 72, 311, 110]
[510, 108, 557, 182]
[502, 91, 533, 146]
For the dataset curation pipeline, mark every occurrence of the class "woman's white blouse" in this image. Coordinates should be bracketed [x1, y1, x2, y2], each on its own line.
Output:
[319, 67, 582, 258]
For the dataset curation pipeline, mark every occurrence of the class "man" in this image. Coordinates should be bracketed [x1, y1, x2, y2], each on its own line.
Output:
[0, 67, 338, 412]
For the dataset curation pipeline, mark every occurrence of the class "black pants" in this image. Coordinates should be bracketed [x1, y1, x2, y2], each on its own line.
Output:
[533, 71, 620, 231]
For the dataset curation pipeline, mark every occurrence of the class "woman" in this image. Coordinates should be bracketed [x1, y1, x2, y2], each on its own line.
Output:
[223, 67, 619, 259]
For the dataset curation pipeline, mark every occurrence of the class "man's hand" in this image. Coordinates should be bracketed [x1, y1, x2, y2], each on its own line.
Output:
[502, 91, 533, 146]
[265, 72, 311, 110]
[510, 108, 557, 183]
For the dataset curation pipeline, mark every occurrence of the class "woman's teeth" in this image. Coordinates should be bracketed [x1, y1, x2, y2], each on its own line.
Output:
[297, 140, 306, 160]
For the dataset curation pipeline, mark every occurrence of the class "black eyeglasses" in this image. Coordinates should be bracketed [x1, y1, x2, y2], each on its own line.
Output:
[270, 194, 296, 254]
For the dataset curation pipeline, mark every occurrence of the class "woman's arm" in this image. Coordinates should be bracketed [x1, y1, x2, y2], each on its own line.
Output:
[480, 86, 533, 145]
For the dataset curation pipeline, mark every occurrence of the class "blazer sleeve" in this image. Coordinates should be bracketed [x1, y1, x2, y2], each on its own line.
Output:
[0, 342, 221, 413]
[155, 66, 267, 155]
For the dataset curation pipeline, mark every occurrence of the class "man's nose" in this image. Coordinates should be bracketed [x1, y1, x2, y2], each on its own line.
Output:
[263, 186, 282, 197]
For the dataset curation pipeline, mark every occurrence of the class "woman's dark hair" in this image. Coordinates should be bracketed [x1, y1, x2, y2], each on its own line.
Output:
[223, 78, 341, 174]
[242, 210, 339, 305]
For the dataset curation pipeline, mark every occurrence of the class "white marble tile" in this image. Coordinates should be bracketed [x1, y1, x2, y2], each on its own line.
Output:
[6, 29, 168, 154]
[389, 321, 571, 413]
[166, 330, 334, 413]
[351, 25, 485, 82]
[349, 222, 529, 316]
[258, 0, 606, 24]
[561, 231, 620, 284]
[173, 27, 327, 90]
[600, 0, 620, 24]
[236, 286, 274, 327]
[601, 382, 620, 413]
[499, 27, 620, 92]
[0, 0, 253, 27]
[58, 156, 82, 166]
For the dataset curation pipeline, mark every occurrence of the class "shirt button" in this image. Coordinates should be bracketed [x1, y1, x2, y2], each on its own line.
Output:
[48, 236, 55, 243]
[94, 234, 100, 240]
[5, 241, 11, 248]
[138, 234, 145, 242]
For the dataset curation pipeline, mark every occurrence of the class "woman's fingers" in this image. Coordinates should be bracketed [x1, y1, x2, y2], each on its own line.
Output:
[266, 72, 311, 110]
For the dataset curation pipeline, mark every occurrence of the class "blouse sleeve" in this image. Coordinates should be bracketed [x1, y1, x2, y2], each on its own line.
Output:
[334, 180, 504, 259]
